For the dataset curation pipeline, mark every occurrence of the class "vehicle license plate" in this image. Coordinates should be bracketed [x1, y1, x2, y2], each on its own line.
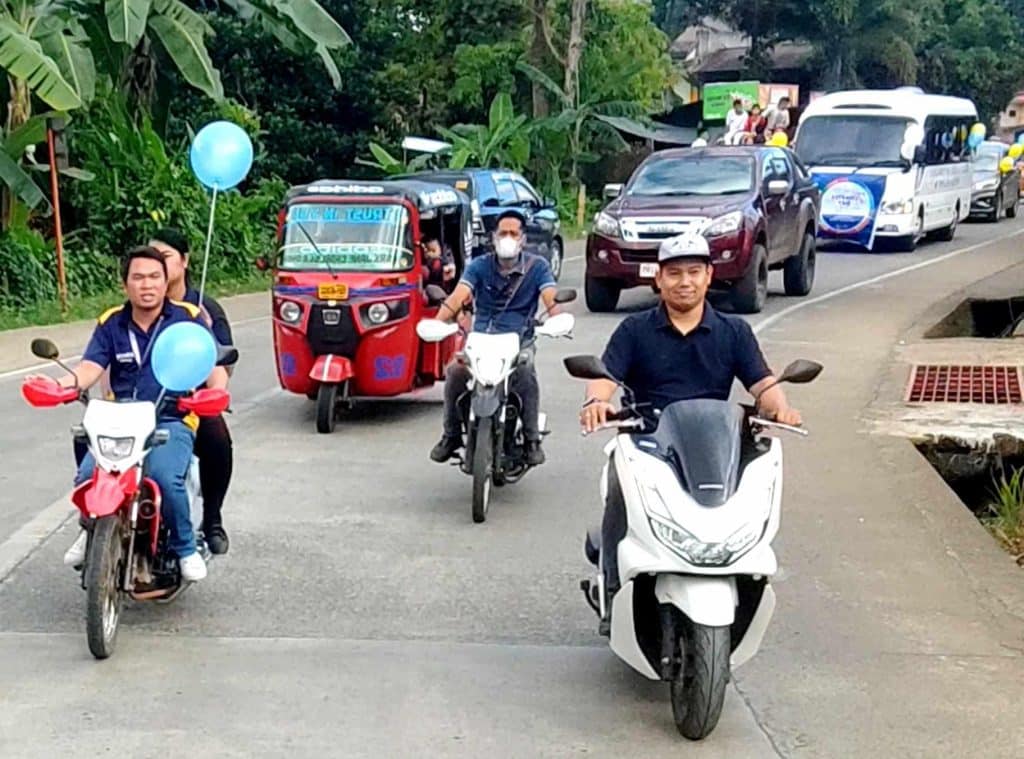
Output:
[639, 263, 658, 278]
[317, 283, 349, 300]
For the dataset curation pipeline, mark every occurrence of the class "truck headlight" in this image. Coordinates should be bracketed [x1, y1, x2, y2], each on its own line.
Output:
[705, 210, 743, 237]
[594, 211, 621, 238]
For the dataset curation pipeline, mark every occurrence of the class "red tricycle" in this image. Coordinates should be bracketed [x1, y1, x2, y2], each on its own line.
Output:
[264, 179, 471, 432]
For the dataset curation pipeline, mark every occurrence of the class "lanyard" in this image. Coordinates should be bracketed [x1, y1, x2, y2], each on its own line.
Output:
[127, 316, 163, 400]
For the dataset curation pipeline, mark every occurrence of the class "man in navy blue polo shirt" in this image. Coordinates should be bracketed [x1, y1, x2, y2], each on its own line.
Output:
[51, 247, 228, 582]
[429, 209, 559, 466]
[579, 232, 802, 623]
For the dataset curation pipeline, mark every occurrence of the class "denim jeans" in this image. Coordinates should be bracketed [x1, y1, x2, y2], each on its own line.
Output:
[75, 420, 197, 558]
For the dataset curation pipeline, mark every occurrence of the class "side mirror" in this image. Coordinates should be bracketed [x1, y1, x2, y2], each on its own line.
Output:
[912, 145, 927, 165]
[424, 284, 448, 306]
[563, 355, 619, 383]
[31, 338, 60, 360]
[779, 359, 823, 384]
[416, 318, 459, 343]
[254, 256, 270, 272]
[554, 288, 577, 304]
[543, 196, 558, 209]
[482, 197, 501, 208]
[766, 179, 789, 196]
[216, 345, 240, 366]
[603, 183, 623, 201]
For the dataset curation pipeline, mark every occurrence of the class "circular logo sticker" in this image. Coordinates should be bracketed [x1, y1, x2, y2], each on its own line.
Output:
[819, 179, 876, 235]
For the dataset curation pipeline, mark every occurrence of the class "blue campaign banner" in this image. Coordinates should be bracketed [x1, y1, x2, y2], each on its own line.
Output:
[811, 173, 888, 249]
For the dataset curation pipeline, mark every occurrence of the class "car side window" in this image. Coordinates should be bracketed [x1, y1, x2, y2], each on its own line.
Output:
[513, 179, 540, 207]
[494, 177, 518, 206]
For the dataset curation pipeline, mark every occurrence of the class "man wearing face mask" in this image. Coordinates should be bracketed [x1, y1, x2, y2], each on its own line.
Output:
[430, 209, 560, 467]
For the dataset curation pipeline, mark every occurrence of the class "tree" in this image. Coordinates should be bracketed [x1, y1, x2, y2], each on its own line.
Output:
[436, 92, 531, 170]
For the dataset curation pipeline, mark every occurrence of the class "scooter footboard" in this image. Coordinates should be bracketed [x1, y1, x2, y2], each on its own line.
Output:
[655, 574, 737, 628]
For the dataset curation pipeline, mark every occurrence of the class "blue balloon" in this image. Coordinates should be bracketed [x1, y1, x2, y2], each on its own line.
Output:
[967, 132, 983, 150]
[1017, 133, 1024, 146]
[189, 121, 254, 190]
[151, 322, 217, 392]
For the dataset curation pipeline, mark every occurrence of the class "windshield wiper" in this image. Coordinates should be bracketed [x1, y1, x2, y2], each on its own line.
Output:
[294, 221, 337, 279]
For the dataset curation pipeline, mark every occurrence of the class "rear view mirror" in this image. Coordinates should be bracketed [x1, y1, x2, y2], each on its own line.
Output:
[564, 355, 619, 383]
[767, 179, 788, 196]
[554, 288, 577, 304]
[603, 183, 623, 201]
[216, 345, 240, 366]
[912, 145, 927, 164]
[31, 338, 59, 360]
[424, 284, 448, 306]
[543, 196, 558, 209]
[779, 359, 823, 384]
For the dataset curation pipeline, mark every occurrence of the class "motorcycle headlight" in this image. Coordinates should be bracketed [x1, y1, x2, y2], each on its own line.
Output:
[471, 356, 506, 385]
[367, 302, 390, 324]
[279, 300, 302, 324]
[881, 198, 914, 214]
[647, 514, 764, 567]
[98, 436, 134, 461]
[705, 210, 743, 237]
[594, 211, 621, 238]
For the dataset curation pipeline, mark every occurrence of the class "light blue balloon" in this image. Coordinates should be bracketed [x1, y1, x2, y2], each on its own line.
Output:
[967, 132, 983, 150]
[189, 120, 254, 190]
[1017, 133, 1024, 146]
[152, 322, 217, 392]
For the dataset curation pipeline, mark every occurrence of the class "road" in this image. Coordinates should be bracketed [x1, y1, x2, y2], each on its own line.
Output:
[2, 222, 1024, 757]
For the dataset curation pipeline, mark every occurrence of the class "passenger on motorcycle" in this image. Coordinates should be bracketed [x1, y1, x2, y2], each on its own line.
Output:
[48, 247, 228, 581]
[430, 209, 560, 467]
[149, 228, 235, 555]
[578, 232, 802, 609]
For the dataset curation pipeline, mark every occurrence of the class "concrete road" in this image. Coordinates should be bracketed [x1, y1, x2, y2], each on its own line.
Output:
[2, 222, 1024, 757]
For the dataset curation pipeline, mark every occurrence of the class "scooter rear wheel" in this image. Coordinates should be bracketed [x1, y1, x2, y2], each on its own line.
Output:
[471, 417, 493, 523]
[85, 515, 126, 659]
[670, 623, 730, 740]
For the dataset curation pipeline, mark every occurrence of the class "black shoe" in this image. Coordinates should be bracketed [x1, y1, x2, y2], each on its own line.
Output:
[598, 616, 611, 637]
[525, 440, 545, 467]
[430, 435, 463, 463]
[204, 524, 229, 555]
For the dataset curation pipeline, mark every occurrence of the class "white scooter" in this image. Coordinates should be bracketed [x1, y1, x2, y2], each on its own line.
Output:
[418, 288, 577, 522]
[565, 355, 822, 740]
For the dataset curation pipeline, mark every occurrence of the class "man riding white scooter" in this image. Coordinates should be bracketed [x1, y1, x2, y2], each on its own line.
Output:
[579, 232, 802, 630]
[430, 209, 560, 467]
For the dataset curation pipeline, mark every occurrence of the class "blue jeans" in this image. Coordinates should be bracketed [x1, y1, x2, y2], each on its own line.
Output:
[75, 420, 197, 558]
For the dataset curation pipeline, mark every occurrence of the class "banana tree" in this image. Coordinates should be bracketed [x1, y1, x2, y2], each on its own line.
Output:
[354, 141, 436, 176]
[436, 92, 531, 171]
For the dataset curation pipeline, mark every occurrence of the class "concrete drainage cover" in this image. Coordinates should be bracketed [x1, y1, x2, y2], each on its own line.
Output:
[906, 365, 1023, 404]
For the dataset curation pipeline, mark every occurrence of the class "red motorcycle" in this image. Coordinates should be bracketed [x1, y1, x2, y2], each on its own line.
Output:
[22, 338, 232, 659]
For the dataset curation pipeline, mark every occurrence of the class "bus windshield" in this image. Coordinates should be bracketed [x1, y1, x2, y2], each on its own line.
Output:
[796, 115, 912, 168]
[279, 203, 414, 272]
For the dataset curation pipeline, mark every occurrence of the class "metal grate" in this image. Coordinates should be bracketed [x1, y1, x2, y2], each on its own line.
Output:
[906, 365, 1023, 404]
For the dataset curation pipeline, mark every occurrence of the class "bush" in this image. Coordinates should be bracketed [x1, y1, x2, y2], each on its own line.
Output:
[0, 226, 57, 309]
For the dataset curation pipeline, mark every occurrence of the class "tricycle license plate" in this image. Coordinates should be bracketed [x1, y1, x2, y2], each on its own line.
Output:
[317, 283, 349, 300]
[639, 263, 658, 279]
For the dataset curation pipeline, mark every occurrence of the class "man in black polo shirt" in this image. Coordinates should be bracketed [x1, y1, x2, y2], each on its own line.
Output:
[579, 232, 801, 619]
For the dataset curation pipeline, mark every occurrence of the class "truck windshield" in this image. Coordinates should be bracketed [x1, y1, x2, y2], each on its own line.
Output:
[796, 115, 912, 167]
[279, 203, 414, 272]
[628, 156, 754, 196]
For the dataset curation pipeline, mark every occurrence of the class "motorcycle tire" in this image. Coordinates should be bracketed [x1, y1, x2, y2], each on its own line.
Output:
[471, 416, 493, 524]
[85, 515, 126, 660]
[315, 383, 338, 434]
[670, 623, 730, 741]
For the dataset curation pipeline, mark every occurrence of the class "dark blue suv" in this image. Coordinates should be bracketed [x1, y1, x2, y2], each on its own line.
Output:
[406, 169, 565, 280]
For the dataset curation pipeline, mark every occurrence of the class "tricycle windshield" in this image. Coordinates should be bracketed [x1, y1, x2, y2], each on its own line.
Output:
[279, 202, 415, 272]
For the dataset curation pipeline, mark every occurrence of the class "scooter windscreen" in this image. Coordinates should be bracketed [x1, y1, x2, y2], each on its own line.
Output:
[650, 399, 746, 507]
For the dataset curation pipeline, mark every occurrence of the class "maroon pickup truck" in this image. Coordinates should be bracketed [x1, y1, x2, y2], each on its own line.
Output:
[585, 146, 821, 313]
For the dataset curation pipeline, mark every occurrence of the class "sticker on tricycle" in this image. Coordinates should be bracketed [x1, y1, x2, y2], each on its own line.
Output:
[281, 243, 414, 272]
[317, 283, 349, 300]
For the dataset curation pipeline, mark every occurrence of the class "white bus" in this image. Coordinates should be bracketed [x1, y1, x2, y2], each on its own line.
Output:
[793, 88, 979, 251]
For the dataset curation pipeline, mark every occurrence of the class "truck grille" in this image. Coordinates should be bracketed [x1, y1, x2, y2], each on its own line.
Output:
[620, 216, 709, 243]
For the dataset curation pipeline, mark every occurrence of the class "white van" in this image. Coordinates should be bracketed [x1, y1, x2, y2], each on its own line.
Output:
[794, 88, 978, 251]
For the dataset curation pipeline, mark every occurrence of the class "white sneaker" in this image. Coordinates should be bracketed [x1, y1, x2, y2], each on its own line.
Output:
[179, 552, 207, 582]
[64, 530, 88, 567]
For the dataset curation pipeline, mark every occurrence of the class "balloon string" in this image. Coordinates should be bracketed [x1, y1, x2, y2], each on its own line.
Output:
[198, 185, 219, 306]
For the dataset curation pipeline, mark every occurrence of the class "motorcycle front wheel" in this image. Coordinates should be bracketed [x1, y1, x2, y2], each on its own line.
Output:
[85, 514, 126, 659]
[670, 622, 730, 740]
[471, 416, 493, 523]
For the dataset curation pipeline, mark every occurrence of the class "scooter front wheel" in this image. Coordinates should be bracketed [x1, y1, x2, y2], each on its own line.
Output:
[670, 622, 730, 740]
[85, 515, 126, 659]
[471, 417, 493, 523]
[315, 383, 338, 434]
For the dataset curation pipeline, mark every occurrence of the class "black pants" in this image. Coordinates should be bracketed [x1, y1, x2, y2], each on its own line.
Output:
[601, 453, 628, 597]
[193, 413, 233, 529]
[442, 347, 541, 441]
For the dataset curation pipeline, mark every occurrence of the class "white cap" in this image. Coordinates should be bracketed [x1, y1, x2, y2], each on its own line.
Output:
[658, 232, 711, 263]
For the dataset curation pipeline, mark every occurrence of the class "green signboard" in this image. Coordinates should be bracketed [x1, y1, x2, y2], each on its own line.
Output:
[702, 81, 760, 121]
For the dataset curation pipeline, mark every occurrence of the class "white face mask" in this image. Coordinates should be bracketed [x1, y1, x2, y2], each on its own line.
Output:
[495, 236, 521, 260]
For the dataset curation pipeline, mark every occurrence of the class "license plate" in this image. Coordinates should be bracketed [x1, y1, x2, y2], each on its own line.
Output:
[317, 283, 349, 300]
[639, 263, 658, 279]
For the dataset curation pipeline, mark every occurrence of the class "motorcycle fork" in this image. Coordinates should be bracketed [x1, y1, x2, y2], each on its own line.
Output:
[659, 603, 682, 680]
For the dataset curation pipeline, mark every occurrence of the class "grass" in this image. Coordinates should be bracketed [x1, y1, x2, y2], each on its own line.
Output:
[0, 272, 272, 332]
[983, 465, 1024, 564]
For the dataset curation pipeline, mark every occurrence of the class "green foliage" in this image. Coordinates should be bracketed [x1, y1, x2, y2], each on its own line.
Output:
[437, 92, 531, 171]
[0, 225, 56, 309]
[985, 465, 1024, 550]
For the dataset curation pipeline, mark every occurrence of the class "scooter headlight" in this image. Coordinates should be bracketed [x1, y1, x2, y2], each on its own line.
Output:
[98, 436, 134, 461]
[279, 300, 302, 324]
[647, 514, 764, 567]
